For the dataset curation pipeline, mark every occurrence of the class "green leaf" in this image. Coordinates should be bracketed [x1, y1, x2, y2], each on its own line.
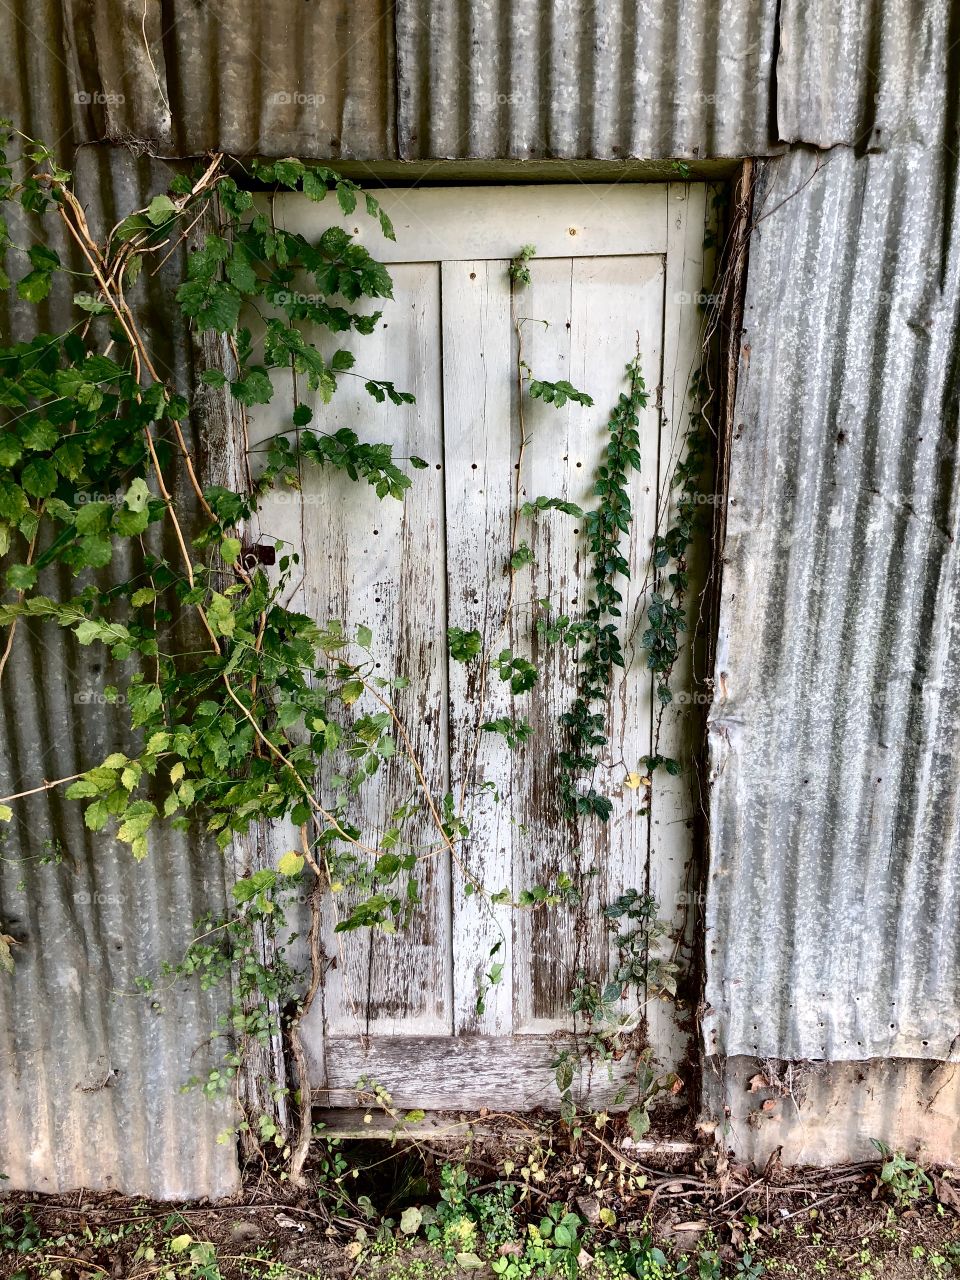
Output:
[292, 403, 312, 426]
[21, 420, 58, 451]
[117, 799, 158, 859]
[5, 563, 37, 591]
[74, 291, 109, 314]
[177, 278, 242, 333]
[230, 368, 273, 406]
[233, 868, 278, 903]
[201, 368, 228, 388]
[0, 480, 26, 521]
[124, 478, 150, 512]
[20, 458, 57, 497]
[28, 244, 60, 271]
[340, 679, 364, 706]
[145, 194, 177, 225]
[220, 536, 241, 564]
[17, 269, 51, 303]
[225, 244, 258, 293]
[277, 851, 305, 876]
[207, 592, 235, 637]
[409, 455, 429, 469]
[627, 1104, 651, 1141]
[336, 183, 357, 215]
[0, 438, 22, 467]
[448, 627, 482, 662]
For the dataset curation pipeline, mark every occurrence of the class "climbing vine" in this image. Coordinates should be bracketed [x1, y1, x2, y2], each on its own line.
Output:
[556, 354, 649, 822]
[0, 126, 714, 1178]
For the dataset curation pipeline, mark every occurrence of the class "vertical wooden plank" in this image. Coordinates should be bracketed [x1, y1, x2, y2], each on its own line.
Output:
[442, 259, 518, 1036]
[641, 183, 709, 1074]
[508, 259, 584, 1032]
[293, 263, 451, 1038]
[508, 253, 667, 1033]
[569, 255, 667, 1043]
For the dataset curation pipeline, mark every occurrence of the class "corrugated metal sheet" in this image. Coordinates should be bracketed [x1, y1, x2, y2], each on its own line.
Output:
[6, 0, 952, 165]
[705, 144, 960, 1064]
[707, 1055, 960, 1167]
[0, 149, 239, 1198]
[776, 0, 955, 151]
[0, 0, 395, 163]
[160, 0, 396, 159]
[395, 0, 779, 159]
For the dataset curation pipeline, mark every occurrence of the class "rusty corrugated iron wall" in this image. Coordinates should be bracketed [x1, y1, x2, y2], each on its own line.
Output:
[0, 147, 239, 1198]
[706, 142, 960, 1065]
[0, 0, 958, 1193]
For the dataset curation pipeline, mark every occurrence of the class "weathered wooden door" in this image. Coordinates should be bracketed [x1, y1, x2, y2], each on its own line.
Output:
[248, 184, 709, 1112]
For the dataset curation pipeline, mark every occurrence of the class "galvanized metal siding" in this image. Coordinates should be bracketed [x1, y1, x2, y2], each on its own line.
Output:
[160, 0, 396, 159]
[9, 0, 953, 164]
[0, 150, 239, 1198]
[776, 0, 954, 150]
[705, 144, 960, 1063]
[394, 0, 778, 159]
[707, 1055, 960, 1167]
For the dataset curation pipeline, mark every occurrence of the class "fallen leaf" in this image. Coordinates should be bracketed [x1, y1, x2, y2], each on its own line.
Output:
[934, 1175, 960, 1215]
[399, 1206, 422, 1235]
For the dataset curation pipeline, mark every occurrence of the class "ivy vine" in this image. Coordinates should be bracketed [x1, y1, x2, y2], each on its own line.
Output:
[0, 123, 712, 1176]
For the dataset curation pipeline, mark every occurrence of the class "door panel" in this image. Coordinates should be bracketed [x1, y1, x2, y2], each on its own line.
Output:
[246, 185, 709, 1109]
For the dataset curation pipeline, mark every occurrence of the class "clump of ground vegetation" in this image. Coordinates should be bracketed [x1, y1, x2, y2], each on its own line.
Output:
[1, 1130, 958, 1279]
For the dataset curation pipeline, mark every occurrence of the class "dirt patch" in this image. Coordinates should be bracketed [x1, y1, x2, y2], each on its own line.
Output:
[1, 1136, 959, 1278]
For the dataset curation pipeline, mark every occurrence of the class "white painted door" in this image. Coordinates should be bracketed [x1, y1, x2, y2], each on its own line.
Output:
[246, 184, 709, 1112]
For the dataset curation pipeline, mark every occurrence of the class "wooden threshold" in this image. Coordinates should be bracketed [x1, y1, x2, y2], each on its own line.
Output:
[313, 1107, 699, 1157]
[313, 1035, 690, 1113]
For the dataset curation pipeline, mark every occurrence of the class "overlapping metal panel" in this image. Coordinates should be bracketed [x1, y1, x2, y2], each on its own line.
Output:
[776, 0, 954, 151]
[395, 0, 779, 159]
[8, 0, 952, 165]
[705, 144, 960, 1064]
[708, 1055, 960, 1167]
[0, 149, 239, 1198]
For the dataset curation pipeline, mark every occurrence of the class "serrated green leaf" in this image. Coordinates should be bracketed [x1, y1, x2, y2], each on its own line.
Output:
[145, 194, 177, 226]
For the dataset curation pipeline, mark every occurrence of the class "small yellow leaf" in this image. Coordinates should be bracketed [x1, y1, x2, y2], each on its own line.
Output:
[169, 1233, 192, 1253]
[277, 851, 305, 877]
[624, 772, 642, 790]
[0, 804, 11, 822]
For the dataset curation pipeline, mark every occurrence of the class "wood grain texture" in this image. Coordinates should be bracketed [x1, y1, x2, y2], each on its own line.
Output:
[320, 1035, 642, 1110]
[642, 184, 709, 1074]
[241, 184, 709, 1107]
[273, 185, 669, 263]
[442, 258, 517, 1036]
[293, 264, 451, 1038]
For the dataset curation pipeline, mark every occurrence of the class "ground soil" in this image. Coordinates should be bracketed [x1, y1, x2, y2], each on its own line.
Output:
[1, 1142, 959, 1278]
